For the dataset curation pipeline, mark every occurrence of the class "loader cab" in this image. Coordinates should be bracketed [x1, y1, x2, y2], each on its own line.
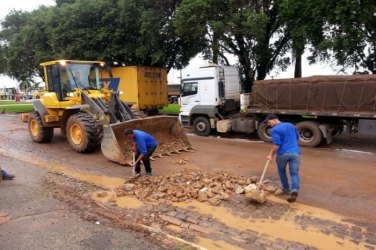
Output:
[41, 60, 105, 101]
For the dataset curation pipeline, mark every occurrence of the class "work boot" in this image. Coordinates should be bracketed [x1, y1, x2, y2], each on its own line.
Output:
[287, 191, 298, 203]
[2, 174, 15, 180]
[145, 172, 152, 176]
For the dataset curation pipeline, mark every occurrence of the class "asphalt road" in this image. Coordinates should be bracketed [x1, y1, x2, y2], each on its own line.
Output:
[1, 113, 376, 249]
[0, 152, 164, 250]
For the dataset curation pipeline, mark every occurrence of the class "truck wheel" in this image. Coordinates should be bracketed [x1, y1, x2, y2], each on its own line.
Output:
[257, 122, 272, 143]
[28, 111, 54, 143]
[296, 121, 322, 147]
[193, 117, 211, 136]
[66, 113, 101, 153]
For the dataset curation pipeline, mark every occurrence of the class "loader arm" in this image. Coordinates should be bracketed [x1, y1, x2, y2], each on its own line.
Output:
[81, 91, 109, 126]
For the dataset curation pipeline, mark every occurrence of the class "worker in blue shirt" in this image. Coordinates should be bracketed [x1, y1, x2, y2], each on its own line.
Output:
[124, 129, 158, 176]
[265, 114, 301, 203]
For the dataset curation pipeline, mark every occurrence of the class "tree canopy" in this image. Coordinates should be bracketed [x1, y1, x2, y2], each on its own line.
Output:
[0, 0, 375, 88]
[174, 0, 291, 91]
[0, 0, 203, 83]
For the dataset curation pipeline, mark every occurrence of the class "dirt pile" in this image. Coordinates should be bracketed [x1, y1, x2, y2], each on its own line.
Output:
[111, 169, 282, 206]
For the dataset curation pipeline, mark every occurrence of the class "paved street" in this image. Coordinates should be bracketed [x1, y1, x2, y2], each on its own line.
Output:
[1, 113, 375, 249]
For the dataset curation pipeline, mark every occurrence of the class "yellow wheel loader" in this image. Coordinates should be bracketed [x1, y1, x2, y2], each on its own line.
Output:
[23, 60, 191, 165]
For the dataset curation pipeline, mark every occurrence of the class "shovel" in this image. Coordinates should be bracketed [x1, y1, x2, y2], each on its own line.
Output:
[247, 160, 270, 204]
[132, 152, 136, 175]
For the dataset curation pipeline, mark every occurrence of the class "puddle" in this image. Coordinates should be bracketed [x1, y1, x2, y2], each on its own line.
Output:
[267, 196, 355, 226]
[174, 200, 366, 250]
[92, 191, 144, 209]
[0, 147, 124, 189]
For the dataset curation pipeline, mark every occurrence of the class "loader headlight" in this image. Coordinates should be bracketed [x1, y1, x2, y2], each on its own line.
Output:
[118, 91, 124, 95]
[59, 60, 67, 66]
[69, 92, 75, 97]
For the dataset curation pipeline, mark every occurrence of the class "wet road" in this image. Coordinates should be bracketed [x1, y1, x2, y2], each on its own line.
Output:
[1, 113, 375, 222]
[1, 113, 376, 249]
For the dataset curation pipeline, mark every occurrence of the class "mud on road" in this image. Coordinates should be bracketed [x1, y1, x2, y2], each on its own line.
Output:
[1, 113, 376, 250]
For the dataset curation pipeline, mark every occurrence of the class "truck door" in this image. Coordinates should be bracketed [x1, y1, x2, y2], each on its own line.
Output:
[180, 81, 199, 114]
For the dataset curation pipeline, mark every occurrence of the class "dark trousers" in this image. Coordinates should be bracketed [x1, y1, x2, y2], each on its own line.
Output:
[134, 146, 157, 174]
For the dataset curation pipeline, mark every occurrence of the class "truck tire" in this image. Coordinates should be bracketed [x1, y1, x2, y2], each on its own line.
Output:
[296, 121, 322, 147]
[257, 122, 272, 143]
[28, 111, 54, 143]
[193, 117, 211, 136]
[66, 113, 101, 153]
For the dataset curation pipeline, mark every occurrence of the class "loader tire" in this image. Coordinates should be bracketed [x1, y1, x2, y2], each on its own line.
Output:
[257, 121, 272, 143]
[28, 111, 54, 143]
[66, 113, 102, 153]
[193, 116, 211, 136]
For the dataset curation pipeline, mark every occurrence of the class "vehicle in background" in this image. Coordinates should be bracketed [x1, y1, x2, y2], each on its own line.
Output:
[179, 65, 376, 147]
[101, 66, 168, 115]
[22, 60, 191, 165]
[167, 84, 181, 104]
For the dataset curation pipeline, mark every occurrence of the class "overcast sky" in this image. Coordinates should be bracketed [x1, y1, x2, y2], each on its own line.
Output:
[0, 0, 343, 87]
[1, 0, 55, 88]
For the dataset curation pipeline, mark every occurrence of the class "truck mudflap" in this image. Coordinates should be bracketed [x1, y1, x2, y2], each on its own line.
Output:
[101, 116, 192, 165]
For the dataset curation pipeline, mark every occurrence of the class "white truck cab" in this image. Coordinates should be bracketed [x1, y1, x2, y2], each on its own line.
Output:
[179, 65, 242, 135]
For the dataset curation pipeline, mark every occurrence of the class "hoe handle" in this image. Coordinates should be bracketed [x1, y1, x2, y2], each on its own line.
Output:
[257, 160, 270, 190]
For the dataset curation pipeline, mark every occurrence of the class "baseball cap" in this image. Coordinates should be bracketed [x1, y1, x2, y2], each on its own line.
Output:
[264, 114, 278, 123]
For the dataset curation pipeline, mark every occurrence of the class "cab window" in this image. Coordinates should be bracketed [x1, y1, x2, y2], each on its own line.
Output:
[182, 82, 198, 96]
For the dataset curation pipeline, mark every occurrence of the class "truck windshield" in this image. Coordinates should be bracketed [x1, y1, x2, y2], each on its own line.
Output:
[182, 82, 198, 96]
[65, 63, 100, 89]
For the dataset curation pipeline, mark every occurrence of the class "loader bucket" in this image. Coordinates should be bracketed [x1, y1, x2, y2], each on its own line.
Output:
[101, 116, 192, 165]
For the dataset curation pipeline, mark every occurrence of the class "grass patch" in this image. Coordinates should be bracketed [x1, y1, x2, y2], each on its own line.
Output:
[0, 101, 34, 113]
[0, 100, 18, 105]
[159, 104, 180, 115]
[0, 101, 180, 115]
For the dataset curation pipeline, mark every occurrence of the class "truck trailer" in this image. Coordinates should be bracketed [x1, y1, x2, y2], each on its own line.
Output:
[179, 65, 376, 147]
[101, 66, 168, 114]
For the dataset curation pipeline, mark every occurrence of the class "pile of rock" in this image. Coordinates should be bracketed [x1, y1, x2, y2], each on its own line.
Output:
[114, 169, 282, 206]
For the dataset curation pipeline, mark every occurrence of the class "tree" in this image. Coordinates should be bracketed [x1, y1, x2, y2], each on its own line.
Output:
[323, 0, 376, 73]
[174, 0, 291, 92]
[0, 0, 202, 83]
[279, 0, 376, 74]
[277, 0, 326, 78]
[0, 10, 40, 83]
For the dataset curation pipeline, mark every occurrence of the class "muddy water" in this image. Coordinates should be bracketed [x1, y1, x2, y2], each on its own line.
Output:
[93, 191, 144, 209]
[0, 148, 124, 189]
[0, 147, 369, 249]
[174, 200, 366, 250]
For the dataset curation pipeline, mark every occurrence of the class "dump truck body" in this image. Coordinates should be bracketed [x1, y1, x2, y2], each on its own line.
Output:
[250, 75, 376, 118]
[101, 66, 168, 112]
